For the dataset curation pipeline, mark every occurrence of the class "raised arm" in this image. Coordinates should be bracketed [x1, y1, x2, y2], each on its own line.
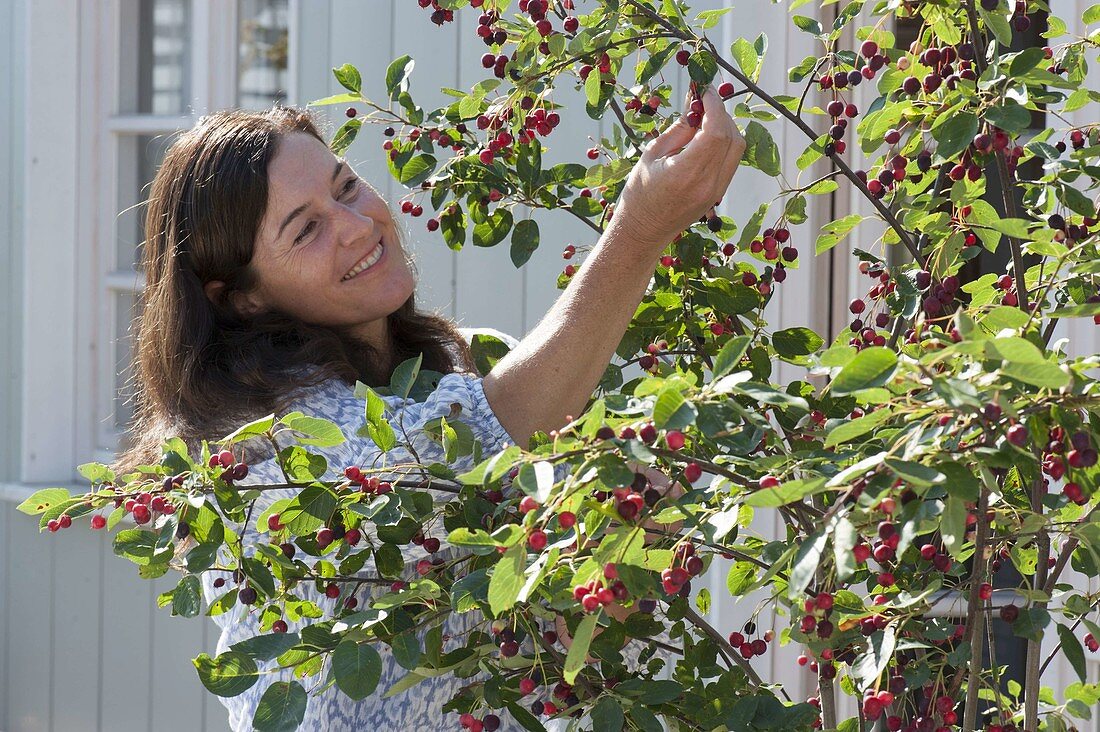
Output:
[482, 87, 747, 447]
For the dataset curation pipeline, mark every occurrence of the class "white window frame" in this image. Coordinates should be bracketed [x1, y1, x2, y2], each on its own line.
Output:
[13, 0, 295, 493]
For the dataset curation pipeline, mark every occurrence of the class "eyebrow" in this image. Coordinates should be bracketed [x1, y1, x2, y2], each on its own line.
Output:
[275, 160, 347, 241]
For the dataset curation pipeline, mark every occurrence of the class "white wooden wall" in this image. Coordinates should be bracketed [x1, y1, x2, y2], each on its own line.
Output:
[8, 0, 1097, 730]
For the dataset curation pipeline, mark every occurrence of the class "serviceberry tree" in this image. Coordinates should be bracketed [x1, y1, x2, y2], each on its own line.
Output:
[22, 1, 1100, 730]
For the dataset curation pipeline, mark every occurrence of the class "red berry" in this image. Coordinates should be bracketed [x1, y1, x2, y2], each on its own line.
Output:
[666, 430, 686, 450]
[558, 511, 576, 529]
[267, 514, 284, 532]
[519, 496, 539, 513]
[718, 81, 735, 98]
[325, 583, 341, 599]
[675, 48, 690, 65]
[272, 620, 288, 633]
[91, 515, 107, 530]
[528, 530, 548, 551]
[1006, 423, 1029, 447]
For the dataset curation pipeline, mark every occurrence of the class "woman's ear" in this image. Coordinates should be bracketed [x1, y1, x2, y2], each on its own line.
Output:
[203, 280, 265, 317]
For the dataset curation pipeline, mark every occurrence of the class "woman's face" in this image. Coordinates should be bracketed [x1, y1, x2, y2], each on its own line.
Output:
[239, 132, 416, 344]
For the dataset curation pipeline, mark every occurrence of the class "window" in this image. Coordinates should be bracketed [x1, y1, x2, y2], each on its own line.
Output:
[93, 0, 291, 463]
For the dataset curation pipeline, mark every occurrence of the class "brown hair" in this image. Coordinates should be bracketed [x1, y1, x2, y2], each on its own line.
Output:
[112, 106, 474, 476]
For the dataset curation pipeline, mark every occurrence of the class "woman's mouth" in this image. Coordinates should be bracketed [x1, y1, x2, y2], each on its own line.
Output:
[342, 239, 386, 281]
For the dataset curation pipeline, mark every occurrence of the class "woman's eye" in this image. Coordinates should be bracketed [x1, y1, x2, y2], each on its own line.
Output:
[294, 221, 316, 244]
[341, 178, 358, 197]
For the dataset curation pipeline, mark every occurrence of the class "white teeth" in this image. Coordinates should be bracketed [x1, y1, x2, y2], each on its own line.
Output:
[343, 243, 384, 280]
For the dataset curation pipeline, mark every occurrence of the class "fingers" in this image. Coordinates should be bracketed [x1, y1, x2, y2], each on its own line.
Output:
[641, 90, 700, 162]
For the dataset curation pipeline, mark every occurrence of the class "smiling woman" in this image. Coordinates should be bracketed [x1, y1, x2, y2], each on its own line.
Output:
[112, 107, 472, 476]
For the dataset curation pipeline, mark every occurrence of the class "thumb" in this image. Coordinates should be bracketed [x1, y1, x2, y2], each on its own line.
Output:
[641, 91, 699, 161]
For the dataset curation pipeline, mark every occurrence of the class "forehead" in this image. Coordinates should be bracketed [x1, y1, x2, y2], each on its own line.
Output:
[260, 133, 338, 235]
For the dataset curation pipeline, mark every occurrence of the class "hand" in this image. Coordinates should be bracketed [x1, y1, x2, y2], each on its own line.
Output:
[610, 86, 747, 250]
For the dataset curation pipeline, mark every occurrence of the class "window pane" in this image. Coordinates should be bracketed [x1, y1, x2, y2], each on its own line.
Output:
[117, 134, 177, 271]
[238, 0, 289, 109]
[119, 0, 193, 115]
[114, 291, 143, 434]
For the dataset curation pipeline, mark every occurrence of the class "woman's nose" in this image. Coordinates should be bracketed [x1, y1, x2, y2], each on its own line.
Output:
[334, 204, 376, 246]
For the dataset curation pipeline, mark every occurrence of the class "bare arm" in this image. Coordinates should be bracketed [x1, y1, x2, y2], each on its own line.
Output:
[483, 88, 746, 446]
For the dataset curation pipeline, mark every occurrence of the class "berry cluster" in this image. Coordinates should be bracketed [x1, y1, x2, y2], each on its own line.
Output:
[343, 466, 394, 495]
[572, 564, 628, 612]
[415, 0, 454, 27]
[458, 712, 500, 732]
[637, 339, 669, 372]
[660, 542, 703, 595]
[726, 621, 774, 660]
[208, 448, 250, 482]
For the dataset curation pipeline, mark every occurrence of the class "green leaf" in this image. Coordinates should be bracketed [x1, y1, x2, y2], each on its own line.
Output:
[172, 575, 202, 618]
[1002, 362, 1070, 389]
[384, 55, 414, 100]
[788, 530, 828, 599]
[330, 118, 362, 156]
[883, 458, 945, 487]
[307, 92, 361, 107]
[230, 633, 300, 662]
[333, 63, 362, 94]
[1085, 4, 1100, 24]
[744, 477, 828, 508]
[772, 327, 823, 358]
[333, 641, 383, 700]
[591, 696, 626, 732]
[940, 496, 968, 559]
[563, 613, 599, 684]
[726, 561, 757, 596]
[829, 347, 897, 394]
[193, 652, 259, 697]
[653, 387, 697, 430]
[390, 152, 436, 187]
[824, 408, 893, 448]
[16, 488, 73, 516]
[1009, 47, 1047, 77]
[932, 112, 978, 161]
[731, 38, 760, 81]
[816, 214, 866, 255]
[473, 208, 513, 248]
[853, 625, 896, 688]
[984, 102, 1032, 134]
[252, 681, 307, 732]
[114, 529, 169, 566]
[743, 121, 781, 177]
[488, 544, 525, 616]
[792, 15, 823, 35]
[219, 413, 276, 445]
[279, 412, 346, 448]
[390, 354, 423, 400]
[687, 50, 718, 84]
[834, 517, 858, 582]
[712, 335, 751, 378]
[279, 486, 338, 535]
[1049, 302, 1100, 318]
[1058, 623, 1088, 682]
[1012, 607, 1050, 643]
[511, 219, 540, 268]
